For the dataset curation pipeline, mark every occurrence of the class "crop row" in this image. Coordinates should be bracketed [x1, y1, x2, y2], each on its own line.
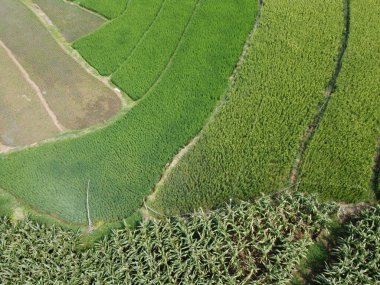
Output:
[0, 192, 335, 284]
[0, 0, 257, 223]
[151, 0, 344, 215]
[298, 0, 380, 202]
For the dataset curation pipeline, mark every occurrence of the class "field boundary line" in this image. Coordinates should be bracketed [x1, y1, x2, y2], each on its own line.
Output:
[289, 0, 350, 186]
[0, 40, 65, 132]
[112, 0, 167, 75]
[144, 0, 264, 206]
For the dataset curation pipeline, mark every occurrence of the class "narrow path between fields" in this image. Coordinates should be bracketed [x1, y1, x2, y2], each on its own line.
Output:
[0, 40, 65, 132]
[144, 0, 264, 208]
[289, 0, 350, 185]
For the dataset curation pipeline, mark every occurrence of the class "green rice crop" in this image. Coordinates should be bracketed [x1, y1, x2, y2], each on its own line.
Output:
[151, 0, 344, 215]
[73, 0, 165, 75]
[298, 0, 380, 202]
[0, 192, 336, 284]
[315, 204, 380, 284]
[0, 0, 257, 223]
[111, 0, 198, 100]
[70, 0, 128, 19]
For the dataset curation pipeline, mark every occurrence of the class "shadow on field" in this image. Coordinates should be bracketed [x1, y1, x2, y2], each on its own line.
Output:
[292, 202, 375, 285]
[372, 138, 380, 200]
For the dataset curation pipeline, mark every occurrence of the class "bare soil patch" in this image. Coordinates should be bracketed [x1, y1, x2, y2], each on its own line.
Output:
[0, 42, 59, 147]
[0, 0, 121, 131]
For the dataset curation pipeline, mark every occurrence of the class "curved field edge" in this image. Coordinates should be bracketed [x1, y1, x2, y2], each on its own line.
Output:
[0, 0, 258, 224]
[298, 0, 380, 202]
[143, 0, 264, 213]
[150, 0, 345, 215]
[0, 191, 337, 284]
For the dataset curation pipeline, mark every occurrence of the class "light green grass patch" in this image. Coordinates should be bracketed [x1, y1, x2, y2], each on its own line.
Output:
[111, 0, 198, 100]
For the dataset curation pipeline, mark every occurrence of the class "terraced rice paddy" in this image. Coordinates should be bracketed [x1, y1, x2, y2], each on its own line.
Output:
[73, 0, 167, 76]
[0, 0, 378, 227]
[0, 0, 379, 282]
[0, 0, 257, 223]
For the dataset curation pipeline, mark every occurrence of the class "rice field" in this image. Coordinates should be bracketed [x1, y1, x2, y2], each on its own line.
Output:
[0, 0, 379, 282]
[150, 0, 350, 215]
[298, 0, 380, 202]
[73, 0, 166, 76]
[1, 0, 378, 224]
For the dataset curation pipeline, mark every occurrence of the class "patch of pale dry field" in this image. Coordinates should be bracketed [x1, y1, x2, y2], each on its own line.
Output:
[0, 0, 121, 134]
[0, 43, 59, 147]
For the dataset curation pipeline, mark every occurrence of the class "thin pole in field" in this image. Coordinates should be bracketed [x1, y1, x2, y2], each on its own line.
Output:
[86, 180, 93, 233]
